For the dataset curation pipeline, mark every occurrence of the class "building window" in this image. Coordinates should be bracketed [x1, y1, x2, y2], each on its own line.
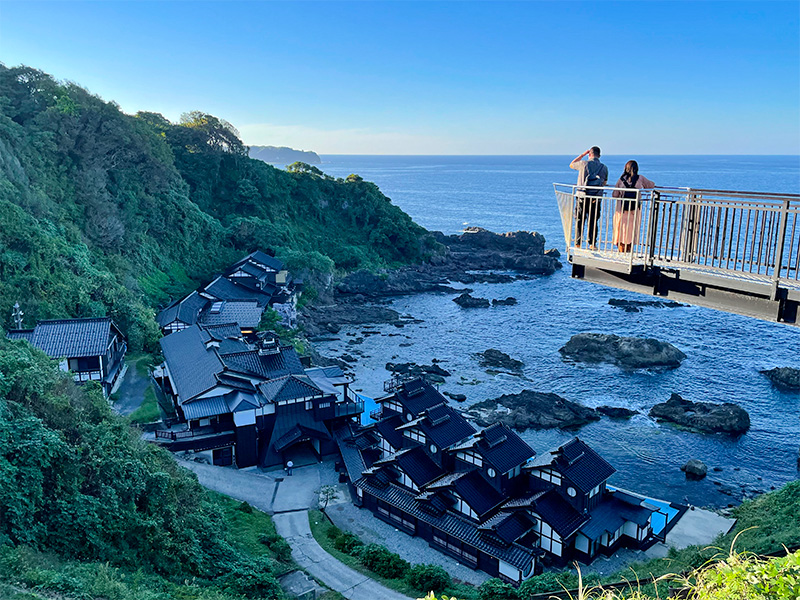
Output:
[432, 531, 478, 565]
[487, 467, 496, 478]
[403, 428, 426, 444]
[589, 484, 601, 498]
[567, 487, 577, 497]
[456, 451, 483, 467]
[399, 471, 419, 492]
[319, 402, 331, 408]
[534, 468, 562, 486]
[429, 444, 438, 454]
[454, 495, 478, 520]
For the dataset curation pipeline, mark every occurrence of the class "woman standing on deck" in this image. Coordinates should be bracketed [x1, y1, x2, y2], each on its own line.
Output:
[612, 160, 655, 252]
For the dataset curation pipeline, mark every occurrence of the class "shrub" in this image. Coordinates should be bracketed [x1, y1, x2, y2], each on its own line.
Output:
[333, 532, 364, 555]
[271, 538, 293, 562]
[518, 571, 578, 597]
[479, 578, 518, 600]
[219, 555, 282, 597]
[354, 543, 410, 579]
[238, 501, 255, 514]
[406, 563, 452, 593]
[259, 532, 281, 546]
[326, 525, 344, 540]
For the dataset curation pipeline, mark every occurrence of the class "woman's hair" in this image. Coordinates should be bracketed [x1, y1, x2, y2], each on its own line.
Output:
[623, 160, 639, 180]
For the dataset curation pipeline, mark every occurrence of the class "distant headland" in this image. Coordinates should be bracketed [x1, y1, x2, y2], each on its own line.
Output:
[249, 145, 321, 164]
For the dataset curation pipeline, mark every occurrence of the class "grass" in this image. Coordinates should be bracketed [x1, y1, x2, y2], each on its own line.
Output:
[307, 510, 478, 600]
[213, 493, 295, 576]
[129, 386, 161, 424]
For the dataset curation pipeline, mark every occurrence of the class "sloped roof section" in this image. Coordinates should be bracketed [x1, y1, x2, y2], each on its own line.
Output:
[160, 325, 225, 402]
[157, 291, 207, 327]
[204, 276, 272, 305]
[533, 489, 590, 539]
[235, 250, 284, 272]
[199, 300, 263, 328]
[395, 378, 448, 415]
[453, 469, 504, 517]
[19, 318, 118, 359]
[417, 404, 475, 449]
[476, 423, 535, 474]
[258, 374, 323, 404]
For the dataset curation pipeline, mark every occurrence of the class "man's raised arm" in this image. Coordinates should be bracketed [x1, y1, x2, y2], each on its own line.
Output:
[570, 149, 590, 170]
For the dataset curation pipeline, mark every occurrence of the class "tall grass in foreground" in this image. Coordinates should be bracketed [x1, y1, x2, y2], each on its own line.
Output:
[422, 547, 800, 600]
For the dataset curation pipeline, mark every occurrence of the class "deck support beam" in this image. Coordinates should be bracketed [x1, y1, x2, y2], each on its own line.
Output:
[572, 263, 799, 326]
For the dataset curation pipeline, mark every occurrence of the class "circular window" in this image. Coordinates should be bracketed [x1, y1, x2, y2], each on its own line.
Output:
[430, 444, 438, 454]
[567, 487, 577, 497]
[487, 467, 496, 478]
[522, 559, 533, 578]
[406, 413, 412, 422]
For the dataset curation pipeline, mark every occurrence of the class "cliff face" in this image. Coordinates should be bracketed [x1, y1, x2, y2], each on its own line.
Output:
[249, 145, 321, 164]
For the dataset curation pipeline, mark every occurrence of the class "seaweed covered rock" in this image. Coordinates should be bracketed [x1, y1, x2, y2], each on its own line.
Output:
[650, 393, 750, 435]
[475, 349, 524, 372]
[559, 333, 686, 370]
[463, 390, 600, 430]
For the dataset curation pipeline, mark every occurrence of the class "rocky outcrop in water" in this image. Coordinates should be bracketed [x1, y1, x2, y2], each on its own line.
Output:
[492, 297, 518, 306]
[760, 367, 800, 390]
[681, 459, 708, 480]
[597, 406, 638, 419]
[559, 333, 686, 370]
[453, 293, 490, 308]
[608, 298, 686, 312]
[463, 390, 600, 431]
[476, 349, 524, 372]
[335, 228, 562, 299]
[649, 393, 750, 435]
[385, 362, 451, 384]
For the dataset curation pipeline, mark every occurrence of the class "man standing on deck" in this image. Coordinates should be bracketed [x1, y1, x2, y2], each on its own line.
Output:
[570, 146, 608, 249]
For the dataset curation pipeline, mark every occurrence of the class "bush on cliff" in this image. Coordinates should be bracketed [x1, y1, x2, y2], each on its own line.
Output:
[407, 564, 452, 593]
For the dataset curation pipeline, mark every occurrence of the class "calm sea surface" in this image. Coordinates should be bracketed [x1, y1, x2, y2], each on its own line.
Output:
[318, 155, 800, 508]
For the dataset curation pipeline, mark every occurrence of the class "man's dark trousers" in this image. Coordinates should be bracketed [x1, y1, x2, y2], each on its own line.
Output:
[576, 191, 601, 247]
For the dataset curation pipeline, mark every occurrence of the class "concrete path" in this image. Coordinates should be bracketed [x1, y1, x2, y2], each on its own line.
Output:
[181, 459, 412, 600]
[274, 510, 412, 600]
[113, 357, 151, 416]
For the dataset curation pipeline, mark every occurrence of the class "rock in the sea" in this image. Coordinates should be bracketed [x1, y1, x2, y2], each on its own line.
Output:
[453, 293, 491, 308]
[760, 367, 800, 390]
[545, 248, 561, 258]
[476, 349, 524, 372]
[681, 459, 708, 480]
[649, 393, 750, 435]
[385, 362, 450, 383]
[608, 298, 685, 312]
[492, 297, 518, 306]
[463, 390, 600, 431]
[444, 392, 467, 402]
[597, 406, 638, 419]
[559, 333, 686, 370]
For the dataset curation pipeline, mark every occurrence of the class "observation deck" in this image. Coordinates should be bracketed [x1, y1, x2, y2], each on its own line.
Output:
[553, 184, 800, 326]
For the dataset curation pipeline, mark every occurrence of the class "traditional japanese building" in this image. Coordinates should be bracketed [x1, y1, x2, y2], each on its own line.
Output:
[156, 250, 301, 335]
[336, 378, 657, 584]
[152, 323, 362, 468]
[7, 317, 126, 396]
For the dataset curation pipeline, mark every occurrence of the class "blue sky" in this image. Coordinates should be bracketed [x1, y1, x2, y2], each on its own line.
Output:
[1, 1, 798, 154]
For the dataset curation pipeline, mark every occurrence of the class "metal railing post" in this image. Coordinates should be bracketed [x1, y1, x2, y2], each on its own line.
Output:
[645, 190, 660, 266]
[771, 198, 791, 300]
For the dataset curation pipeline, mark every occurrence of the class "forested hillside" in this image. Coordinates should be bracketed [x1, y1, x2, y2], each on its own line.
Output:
[0, 65, 439, 351]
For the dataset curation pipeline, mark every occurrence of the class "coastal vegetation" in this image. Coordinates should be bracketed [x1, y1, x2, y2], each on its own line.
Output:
[0, 333, 289, 599]
[0, 64, 439, 351]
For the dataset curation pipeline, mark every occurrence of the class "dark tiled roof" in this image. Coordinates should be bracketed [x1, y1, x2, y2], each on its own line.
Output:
[236, 250, 284, 272]
[417, 403, 475, 449]
[395, 378, 449, 415]
[356, 479, 537, 570]
[393, 446, 445, 488]
[475, 423, 535, 474]
[220, 346, 304, 379]
[453, 469, 505, 517]
[551, 438, 616, 493]
[269, 410, 330, 453]
[201, 322, 243, 340]
[258, 375, 323, 404]
[533, 489, 589, 539]
[160, 325, 225, 401]
[15, 318, 119, 359]
[579, 493, 654, 541]
[157, 291, 208, 327]
[479, 512, 537, 545]
[199, 300, 263, 328]
[334, 424, 367, 477]
[7, 330, 33, 342]
[204, 276, 271, 305]
[182, 396, 231, 420]
[375, 414, 405, 450]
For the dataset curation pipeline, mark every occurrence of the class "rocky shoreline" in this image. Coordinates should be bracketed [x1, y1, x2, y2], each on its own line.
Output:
[559, 332, 686, 370]
[650, 393, 751, 435]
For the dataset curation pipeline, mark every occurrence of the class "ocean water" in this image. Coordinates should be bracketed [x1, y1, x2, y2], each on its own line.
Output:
[317, 155, 800, 508]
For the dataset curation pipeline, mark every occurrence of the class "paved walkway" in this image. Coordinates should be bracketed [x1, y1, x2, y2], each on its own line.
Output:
[274, 510, 411, 600]
[179, 459, 412, 600]
[113, 357, 151, 416]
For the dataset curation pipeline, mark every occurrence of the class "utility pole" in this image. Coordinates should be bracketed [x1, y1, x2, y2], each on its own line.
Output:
[11, 302, 23, 329]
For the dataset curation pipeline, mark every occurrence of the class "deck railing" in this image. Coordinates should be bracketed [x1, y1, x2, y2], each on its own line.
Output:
[554, 184, 800, 287]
